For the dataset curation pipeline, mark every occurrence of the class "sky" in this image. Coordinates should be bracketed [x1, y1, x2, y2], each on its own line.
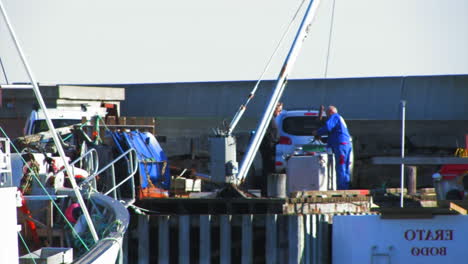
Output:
[0, 0, 468, 84]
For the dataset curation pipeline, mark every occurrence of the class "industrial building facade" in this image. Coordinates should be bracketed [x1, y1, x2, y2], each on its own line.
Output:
[118, 74, 468, 188]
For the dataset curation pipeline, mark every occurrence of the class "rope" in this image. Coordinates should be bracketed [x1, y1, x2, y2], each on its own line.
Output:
[324, 0, 337, 78]
[142, 161, 156, 188]
[62, 120, 91, 142]
[17, 231, 38, 264]
[0, 127, 91, 251]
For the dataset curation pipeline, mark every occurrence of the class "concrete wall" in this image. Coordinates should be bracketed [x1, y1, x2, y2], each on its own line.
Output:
[121, 75, 468, 120]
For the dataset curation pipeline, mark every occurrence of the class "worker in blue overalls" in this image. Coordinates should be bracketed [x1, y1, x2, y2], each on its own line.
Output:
[313, 105, 352, 189]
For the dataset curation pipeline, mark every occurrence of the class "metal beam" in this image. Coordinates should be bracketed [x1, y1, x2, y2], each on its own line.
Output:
[372, 156, 468, 165]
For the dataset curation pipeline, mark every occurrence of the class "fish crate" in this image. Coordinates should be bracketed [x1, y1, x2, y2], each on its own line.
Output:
[171, 177, 202, 197]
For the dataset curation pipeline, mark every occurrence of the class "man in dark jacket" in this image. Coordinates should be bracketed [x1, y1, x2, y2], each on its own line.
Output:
[260, 102, 283, 177]
[313, 105, 352, 189]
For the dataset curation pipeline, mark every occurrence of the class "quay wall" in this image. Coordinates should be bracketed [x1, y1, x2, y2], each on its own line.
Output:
[127, 213, 346, 264]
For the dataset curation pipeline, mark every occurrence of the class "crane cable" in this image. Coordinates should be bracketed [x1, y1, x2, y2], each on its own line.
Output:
[227, 0, 307, 135]
[324, 0, 337, 78]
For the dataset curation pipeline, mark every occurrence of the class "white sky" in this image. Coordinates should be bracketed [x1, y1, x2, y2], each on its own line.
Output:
[1, 0, 468, 84]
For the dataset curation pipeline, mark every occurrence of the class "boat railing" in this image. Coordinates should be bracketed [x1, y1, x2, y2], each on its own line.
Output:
[53, 148, 99, 187]
[80, 148, 138, 205]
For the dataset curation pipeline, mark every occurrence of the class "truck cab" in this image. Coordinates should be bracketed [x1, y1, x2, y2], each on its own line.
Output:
[24, 106, 108, 136]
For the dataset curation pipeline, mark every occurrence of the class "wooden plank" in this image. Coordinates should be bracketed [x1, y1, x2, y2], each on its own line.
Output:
[119, 116, 126, 125]
[265, 215, 278, 264]
[449, 202, 468, 215]
[318, 215, 330, 264]
[179, 215, 190, 264]
[372, 156, 468, 165]
[138, 215, 150, 264]
[304, 215, 311, 264]
[158, 215, 170, 264]
[123, 227, 129, 264]
[220, 215, 231, 264]
[241, 215, 253, 264]
[407, 166, 417, 195]
[150, 117, 156, 134]
[311, 215, 318, 264]
[107, 116, 116, 125]
[385, 188, 407, 194]
[199, 215, 211, 264]
[419, 188, 436, 194]
[128, 116, 137, 125]
[136, 117, 145, 126]
[288, 215, 304, 264]
[291, 189, 370, 198]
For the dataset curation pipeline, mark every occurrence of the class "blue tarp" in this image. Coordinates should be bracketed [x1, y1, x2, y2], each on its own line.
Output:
[112, 131, 170, 190]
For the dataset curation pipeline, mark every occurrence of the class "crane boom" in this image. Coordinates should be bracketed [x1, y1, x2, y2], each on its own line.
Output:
[236, 0, 322, 183]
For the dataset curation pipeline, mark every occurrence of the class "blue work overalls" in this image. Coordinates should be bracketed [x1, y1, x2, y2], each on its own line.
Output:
[317, 113, 352, 189]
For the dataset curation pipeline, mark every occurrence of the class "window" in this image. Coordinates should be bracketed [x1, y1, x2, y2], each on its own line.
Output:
[32, 119, 81, 134]
[282, 116, 322, 136]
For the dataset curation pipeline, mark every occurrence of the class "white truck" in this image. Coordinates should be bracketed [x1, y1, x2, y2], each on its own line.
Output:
[23, 106, 107, 136]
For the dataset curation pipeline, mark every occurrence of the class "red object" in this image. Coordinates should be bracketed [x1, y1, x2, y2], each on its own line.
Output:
[19, 196, 40, 246]
[65, 203, 80, 224]
[103, 103, 115, 109]
[356, 189, 370, 195]
[439, 164, 468, 180]
[138, 186, 169, 199]
[279, 136, 292, 145]
[304, 112, 318, 116]
[275, 161, 284, 166]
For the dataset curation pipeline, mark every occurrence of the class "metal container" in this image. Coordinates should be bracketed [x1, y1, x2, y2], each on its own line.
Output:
[286, 153, 335, 194]
[267, 173, 286, 198]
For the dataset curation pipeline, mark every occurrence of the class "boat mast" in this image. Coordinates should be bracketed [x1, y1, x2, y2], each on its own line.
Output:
[236, 0, 322, 183]
[0, 1, 99, 242]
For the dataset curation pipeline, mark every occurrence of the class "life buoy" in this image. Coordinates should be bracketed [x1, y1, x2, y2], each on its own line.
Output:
[65, 203, 81, 224]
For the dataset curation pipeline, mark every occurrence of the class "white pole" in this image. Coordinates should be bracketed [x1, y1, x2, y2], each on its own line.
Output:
[236, 0, 321, 183]
[0, 1, 99, 242]
[400, 100, 406, 208]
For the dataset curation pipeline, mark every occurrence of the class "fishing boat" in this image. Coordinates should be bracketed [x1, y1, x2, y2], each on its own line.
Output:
[0, 125, 138, 264]
[0, 1, 148, 263]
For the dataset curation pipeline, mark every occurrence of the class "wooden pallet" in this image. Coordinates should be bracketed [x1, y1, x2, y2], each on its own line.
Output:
[290, 189, 371, 199]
